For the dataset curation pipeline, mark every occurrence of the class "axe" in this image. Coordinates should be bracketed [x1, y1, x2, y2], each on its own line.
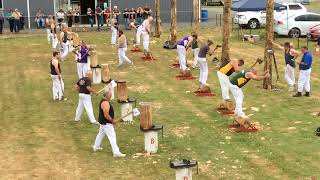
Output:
[250, 58, 263, 69]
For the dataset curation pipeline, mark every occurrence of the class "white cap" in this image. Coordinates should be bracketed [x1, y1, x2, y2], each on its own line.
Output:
[114, 6, 117, 8]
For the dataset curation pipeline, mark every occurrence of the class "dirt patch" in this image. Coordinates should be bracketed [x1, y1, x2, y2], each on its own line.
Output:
[170, 126, 190, 138]
[128, 85, 150, 93]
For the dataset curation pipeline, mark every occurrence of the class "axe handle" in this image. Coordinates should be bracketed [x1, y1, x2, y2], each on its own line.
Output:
[250, 61, 259, 69]
[272, 53, 280, 80]
[96, 83, 112, 95]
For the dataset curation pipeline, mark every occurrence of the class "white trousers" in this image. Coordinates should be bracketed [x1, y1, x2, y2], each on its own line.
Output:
[284, 64, 295, 87]
[75, 93, 97, 123]
[230, 85, 245, 117]
[118, 48, 132, 65]
[217, 71, 231, 100]
[60, 41, 70, 60]
[297, 69, 311, 92]
[52, 36, 59, 49]
[46, 29, 52, 43]
[142, 31, 150, 51]
[192, 48, 200, 67]
[77, 62, 89, 79]
[111, 26, 117, 45]
[177, 45, 187, 71]
[198, 57, 208, 85]
[136, 27, 142, 46]
[93, 124, 121, 156]
[50, 74, 64, 100]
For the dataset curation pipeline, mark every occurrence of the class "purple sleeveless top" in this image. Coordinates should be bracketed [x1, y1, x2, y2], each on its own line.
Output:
[78, 46, 88, 63]
[177, 36, 189, 46]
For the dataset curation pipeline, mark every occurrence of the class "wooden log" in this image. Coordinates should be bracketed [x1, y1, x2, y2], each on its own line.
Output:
[221, 0, 231, 64]
[193, 0, 200, 34]
[101, 64, 110, 82]
[140, 102, 153, 130]
[170, 0, 177, 44]
[199, 85, 211, 93]
[154, 0, 161, 38]
[235, 116, 251, 129]
[117, 80, 128, 102]
[90, 50, 98, 67]
[226, 101, 235, 111]
[180, 69, 192, 77]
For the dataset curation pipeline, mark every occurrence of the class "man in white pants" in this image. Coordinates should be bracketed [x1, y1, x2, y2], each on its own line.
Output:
[230, 69, 270, 118]
[141, 16, 153, 56]
[191, 40, 200, 69]
[197, 40, 216, 88]
[129, 19, 142, 50]
[117, 30, 133, 66]
[50, 51, 66, 101]
[92, 91, 126, 157]
[176, 32, 197, 72]
[111, 15, 118, 46]
[293, 46, 313, 97]
[45, 15, 53, 44]
[72, 41, 89, 79]
[272, 41, 300, 91]
[217, 59, 244, 108]
[74, 71, 98, 124]
[59, 24, 71, 61]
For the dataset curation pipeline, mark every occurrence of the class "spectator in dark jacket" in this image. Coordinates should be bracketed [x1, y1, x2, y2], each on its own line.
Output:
[6, 10, 14, 32]
[0, 9, 4, 34]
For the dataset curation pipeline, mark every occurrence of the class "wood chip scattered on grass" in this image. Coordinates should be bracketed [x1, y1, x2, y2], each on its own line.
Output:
[251, 107, 260, 112]
[288, 127, 296, 130]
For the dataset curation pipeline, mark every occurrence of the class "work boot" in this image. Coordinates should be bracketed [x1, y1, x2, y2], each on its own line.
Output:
[293, 92, 302, 97]
[304, 92, 310, 97]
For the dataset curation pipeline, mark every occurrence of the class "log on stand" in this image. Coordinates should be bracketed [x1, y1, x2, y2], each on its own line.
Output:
[101, 64, 111, 83]
[140, 102, 153, 130]
[72, 33, 80, 47]
[117, 81, 128, 102]
[89, 50, 98, 67]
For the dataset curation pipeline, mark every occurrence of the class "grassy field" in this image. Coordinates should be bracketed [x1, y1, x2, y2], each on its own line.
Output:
[0, 27, 319, 180]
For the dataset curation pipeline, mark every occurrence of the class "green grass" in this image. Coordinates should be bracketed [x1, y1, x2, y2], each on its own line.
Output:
[0, 27, 319, 179]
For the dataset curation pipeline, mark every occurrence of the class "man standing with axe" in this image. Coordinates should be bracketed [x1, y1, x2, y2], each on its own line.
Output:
[50, 51, 66, 101]
[230, 68, 270, 118]
[141, 16, 153, 57]
[217, 58, 245, 109]
[92, 91, 126, 157]
[74, 70, 99, 124]
[177, 32, 198, 74]
[272, 41, 300, 92]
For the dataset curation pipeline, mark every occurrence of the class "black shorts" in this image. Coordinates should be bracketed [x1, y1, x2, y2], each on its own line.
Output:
[74, 16, 80, 23]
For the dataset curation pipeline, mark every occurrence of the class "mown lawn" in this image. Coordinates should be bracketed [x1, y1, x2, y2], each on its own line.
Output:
[0, 27, 319, 179]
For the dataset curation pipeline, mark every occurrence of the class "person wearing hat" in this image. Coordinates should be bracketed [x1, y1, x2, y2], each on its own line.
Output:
[92, 90, 126, 157]
[0, 8, 4, 34]
[12, 9, 21, 33]
[74, 70, 99, 124]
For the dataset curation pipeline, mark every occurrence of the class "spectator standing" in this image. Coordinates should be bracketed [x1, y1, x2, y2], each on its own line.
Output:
[74, 7, 80, 31]
[56, 9, 65, 30]
[95, 6, 103, 31]
[136, 7, 144, 25]
[45, 15, 54, 43]
[104, 7, 111, 27]
[87, 8, 94, 28]
[6, 10, 14, 33]
[19, 12, 25, 30]
[123, 8, 130, 30]
[12, 9, 21, 33]
[130, 8, 136, 21]
[35, 9, 45, 28]
[0, 9, 4, 34]
[112, 6, 120, 23]
[67, 8, 73, 28]
[143, 4, 152, 19]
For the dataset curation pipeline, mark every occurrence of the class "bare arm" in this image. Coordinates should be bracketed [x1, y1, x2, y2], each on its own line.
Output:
[290, 48, 300, 59]
[86, 86, 97, 95]
[246, 71, 269, 81]
[185, 37, 194, 51]
[272, 41, 284, 50]
[101, 101, 115, 124]
[52, 59, 61, 78]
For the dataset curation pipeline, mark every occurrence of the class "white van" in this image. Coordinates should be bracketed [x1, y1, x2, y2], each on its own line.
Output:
[234, 3, 307, 29]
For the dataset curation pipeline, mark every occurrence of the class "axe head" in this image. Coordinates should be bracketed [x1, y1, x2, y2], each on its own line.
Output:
[257, 58, 263, 64]
[216, 44, 222, 48]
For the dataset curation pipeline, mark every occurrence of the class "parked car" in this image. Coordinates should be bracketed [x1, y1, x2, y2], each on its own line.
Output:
[276, 0, 310, 5]
[307, 24, 320, 40]
[234, 3, 307, 29]
[274, 12, 320, 38]
[205, 0, 224, 6]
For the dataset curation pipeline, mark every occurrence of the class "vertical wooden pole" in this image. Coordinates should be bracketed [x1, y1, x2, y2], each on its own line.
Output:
[193, 0, 200, 34]
[155, 0, 161, 38]
[170, 0, 177, 44]
[263, 0, 274, 89]
[221, 0, 231, 64]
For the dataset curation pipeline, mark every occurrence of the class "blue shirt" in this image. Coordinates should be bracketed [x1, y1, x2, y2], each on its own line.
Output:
[299, 51, 312, 70]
